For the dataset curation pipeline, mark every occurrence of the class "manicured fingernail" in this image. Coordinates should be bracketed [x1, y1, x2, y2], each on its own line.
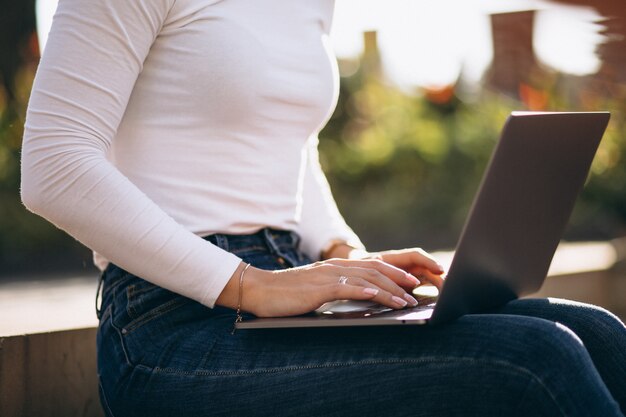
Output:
[363, 288, 379, 296]
[404, 293, 418, 306]
[406, 273, 420, 285]
[392, 296, 408, 307]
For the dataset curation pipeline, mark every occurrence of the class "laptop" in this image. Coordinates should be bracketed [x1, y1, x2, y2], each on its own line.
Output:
[237, 111, 610, 329]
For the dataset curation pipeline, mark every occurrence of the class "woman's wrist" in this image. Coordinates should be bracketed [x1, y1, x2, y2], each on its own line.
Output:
[239, 266, 273, 316]
[321, 239, 368, 260]
[215, 261, 271, 315]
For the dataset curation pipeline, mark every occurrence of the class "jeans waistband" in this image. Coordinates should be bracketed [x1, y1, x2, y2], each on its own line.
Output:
[204, 227, 300, 251]
[203, 228, 303, 263]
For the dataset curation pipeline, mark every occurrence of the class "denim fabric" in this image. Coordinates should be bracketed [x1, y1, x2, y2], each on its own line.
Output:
[96, 228, 626, 417]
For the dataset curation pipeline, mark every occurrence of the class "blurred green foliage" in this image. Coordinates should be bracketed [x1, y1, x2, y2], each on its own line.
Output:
[2, 21, 626, 275]
[1, 64, 93, 275]
[0, 2, 94, 275]
[319, 56, 626, 252]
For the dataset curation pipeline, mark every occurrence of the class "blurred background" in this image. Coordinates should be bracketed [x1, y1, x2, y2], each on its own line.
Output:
[2, 3, 625, 414]
[1, 0, 626, 278]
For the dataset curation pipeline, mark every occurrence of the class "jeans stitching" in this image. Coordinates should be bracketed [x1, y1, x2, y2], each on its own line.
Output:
[100, 304, 112, 323]
[128, 282, 160, 297]
[230, 245, 270, 254]
[138, 357, 568, 415]
[122, 296, 191, 334]
[126, 284, 139, 318]
[135, 355, 545, 378]
[107, 303, 134, 367]
[512, 367, 568, 417]
[104, 270, 135, 298]
[98, 379, 117, 417]
[126, 283, 172, 318]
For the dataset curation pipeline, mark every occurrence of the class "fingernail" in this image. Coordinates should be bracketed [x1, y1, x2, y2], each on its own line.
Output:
[363, 288, 379, 296]
[437, 264, 445, 273]
[404, 293, 418, 306]
[392, 296, 408, 307]
[406, 273, 421, 285]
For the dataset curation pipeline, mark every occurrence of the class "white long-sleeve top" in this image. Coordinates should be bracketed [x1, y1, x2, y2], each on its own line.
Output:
[20, 0, 363, 307]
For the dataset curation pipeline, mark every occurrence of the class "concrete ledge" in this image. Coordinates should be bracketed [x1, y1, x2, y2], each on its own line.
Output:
[534, 268, 626, 318]
[0, 276, 99, 337]
[0, 327, 102, 417]
[431, 240, 619, 279]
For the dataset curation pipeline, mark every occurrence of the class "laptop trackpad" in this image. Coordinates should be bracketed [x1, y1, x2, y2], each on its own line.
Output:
[316, 300, 392, 315]
[315, 285, 439, 318]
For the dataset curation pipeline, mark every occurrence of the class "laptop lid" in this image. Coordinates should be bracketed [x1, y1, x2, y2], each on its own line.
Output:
[430, 111, 610, 324]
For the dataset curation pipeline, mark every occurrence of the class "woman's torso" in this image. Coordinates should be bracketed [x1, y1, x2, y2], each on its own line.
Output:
[110, 0, 338, 236]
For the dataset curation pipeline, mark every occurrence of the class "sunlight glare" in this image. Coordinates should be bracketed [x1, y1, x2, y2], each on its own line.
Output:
[534, 6, 604, 76]
[331, 0, 605, 89]
[36, 0, 605, 89]
[35, 0, 58, 52]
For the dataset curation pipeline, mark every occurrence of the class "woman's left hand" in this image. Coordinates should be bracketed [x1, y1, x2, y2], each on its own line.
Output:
[363, 248, 446, 289]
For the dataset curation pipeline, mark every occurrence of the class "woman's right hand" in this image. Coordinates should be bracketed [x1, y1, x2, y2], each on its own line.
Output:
[217, 259, 425, 317]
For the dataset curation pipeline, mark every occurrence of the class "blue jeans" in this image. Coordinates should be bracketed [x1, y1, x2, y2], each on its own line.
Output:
[96, 228, 626, 416]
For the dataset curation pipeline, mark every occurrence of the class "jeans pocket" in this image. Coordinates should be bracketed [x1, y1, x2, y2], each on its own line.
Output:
[122, 279, 191, 334]
[118, 297, 223, 372]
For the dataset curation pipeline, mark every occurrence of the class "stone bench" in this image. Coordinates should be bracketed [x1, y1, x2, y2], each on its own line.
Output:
[0, 276, 101, 417]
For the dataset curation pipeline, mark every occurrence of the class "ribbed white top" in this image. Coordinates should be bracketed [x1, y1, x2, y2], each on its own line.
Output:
[21, 0, 363, 307]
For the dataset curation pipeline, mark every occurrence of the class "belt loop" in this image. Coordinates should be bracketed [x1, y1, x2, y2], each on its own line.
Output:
[262, 228, 281, 255]
[290, 231, 301, 250]
[214, 234, 230, 252]
[263, 228, 300, 267]
[95, 271, 104, 320]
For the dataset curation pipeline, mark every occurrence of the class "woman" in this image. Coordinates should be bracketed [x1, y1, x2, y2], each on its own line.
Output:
[21, 0, 626, 416]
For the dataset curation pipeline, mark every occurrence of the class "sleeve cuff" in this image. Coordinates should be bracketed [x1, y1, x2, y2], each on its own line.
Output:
[199, 249, 243, 308]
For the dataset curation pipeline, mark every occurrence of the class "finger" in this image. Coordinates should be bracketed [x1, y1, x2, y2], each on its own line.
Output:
[309, 262, 419, 307]
[319, 282, 380, 303]
[332, 265, 406, 297]
[411, 248, 446, 274]
[382, 248, 445, 275]
[327, 282, 416, 309]
[324, 258, 420, 289]
[409, 267, 445, 290]
[360, 251, 383, 260]
[331, 271, 419, 308]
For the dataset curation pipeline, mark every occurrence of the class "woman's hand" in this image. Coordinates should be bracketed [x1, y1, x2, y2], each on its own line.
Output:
[217, 258, 424, 318]
[364, 248, 446, 290]
[324, 243, 446, 290]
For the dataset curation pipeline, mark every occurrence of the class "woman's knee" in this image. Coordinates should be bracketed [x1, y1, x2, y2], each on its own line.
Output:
[502, 298, 626, 340]
[490, 315, 587, 364]
[446, 314, 589, 383]
[437, 315, 614, 415]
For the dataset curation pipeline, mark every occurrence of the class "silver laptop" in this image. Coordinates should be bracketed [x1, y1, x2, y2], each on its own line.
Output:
[237, 111, 610, 329]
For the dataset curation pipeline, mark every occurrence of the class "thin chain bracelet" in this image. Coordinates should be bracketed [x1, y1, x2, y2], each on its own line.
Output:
[232, 263, 251, 334]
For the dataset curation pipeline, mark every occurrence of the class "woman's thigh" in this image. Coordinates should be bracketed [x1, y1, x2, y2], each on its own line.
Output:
[98, 296, 622, 417]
